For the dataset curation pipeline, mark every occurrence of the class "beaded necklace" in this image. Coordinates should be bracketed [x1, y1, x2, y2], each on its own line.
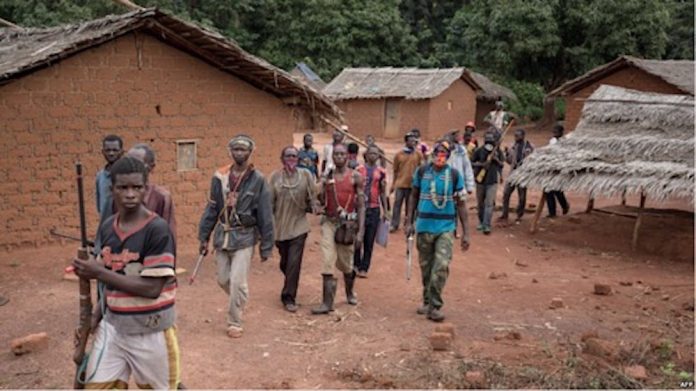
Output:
[429, 166, 450, 210]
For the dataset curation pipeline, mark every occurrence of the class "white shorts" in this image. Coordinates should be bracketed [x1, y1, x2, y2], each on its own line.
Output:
[83, 320, 180, 389]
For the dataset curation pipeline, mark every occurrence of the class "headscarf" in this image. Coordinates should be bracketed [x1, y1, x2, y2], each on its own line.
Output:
[432, 140, 451, 168]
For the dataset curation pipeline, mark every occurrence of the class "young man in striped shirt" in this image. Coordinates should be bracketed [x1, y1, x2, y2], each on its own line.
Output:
[72, 156, 180, 389]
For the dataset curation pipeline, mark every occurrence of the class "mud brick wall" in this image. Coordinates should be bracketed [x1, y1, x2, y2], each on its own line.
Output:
[336, 79, 478, 141]
[427, 79, 477, 140]
[0, 32, 301, 251]
[563, 66, 685, 131]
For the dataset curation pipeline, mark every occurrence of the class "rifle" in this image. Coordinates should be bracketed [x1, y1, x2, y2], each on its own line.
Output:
[188, 253, 206, 285]
[406, 234, 414, 280]
[73, 162, 92, 389]
[475, 119, 515, 184]
[49, 228, 95, 248]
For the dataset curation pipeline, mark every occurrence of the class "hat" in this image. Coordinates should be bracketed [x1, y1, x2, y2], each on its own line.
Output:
[228, 134, 255, 150]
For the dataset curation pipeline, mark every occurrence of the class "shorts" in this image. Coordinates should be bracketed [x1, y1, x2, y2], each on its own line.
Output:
[320, 218, 354, 275]
[83, 320, 180, 389]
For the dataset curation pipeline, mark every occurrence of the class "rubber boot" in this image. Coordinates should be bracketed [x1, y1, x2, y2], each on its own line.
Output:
[344, 271, 358, 305]
[311, 274, 336, 315]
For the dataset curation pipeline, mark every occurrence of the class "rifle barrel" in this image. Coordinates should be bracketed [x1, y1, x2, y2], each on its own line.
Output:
[76, 162, 88, 248]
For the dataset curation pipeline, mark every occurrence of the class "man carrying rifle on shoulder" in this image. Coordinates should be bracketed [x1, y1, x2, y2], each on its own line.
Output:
[472, 131, 505, 235]
[405, 141, 469, 323]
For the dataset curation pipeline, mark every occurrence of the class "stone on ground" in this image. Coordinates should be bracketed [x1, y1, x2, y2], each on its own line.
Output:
[11, 332, 49, 355]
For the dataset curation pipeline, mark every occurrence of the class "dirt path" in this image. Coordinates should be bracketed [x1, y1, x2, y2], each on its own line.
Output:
[0, 131, 693, 388]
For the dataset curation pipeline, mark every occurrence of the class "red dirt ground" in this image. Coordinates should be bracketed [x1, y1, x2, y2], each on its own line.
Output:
[0, 130, 693, 389]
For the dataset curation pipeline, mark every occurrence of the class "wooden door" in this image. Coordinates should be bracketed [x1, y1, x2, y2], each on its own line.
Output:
[384, 99, 401, 138]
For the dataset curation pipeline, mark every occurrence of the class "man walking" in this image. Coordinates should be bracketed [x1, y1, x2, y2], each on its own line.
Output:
[390, 132, 423, 232]
[298, 133, 320, 179]
[322, 127, 346, 177]
[472, 132, 504, 235]
[446, 131, 475, 244]
[270, 146, 318, 312]
[127, 143, 176, 238]
[499, 129, 534, 224]
[354, 145, 389, 278]
[405, 141, 468, 322]
[312, 144, 365, 314]
[546, 124, 570, 217]
[95, 135, 124, 223]
[73, 157, 181, 389]
[484, 100, 511, 132]
[199, 135, 273, 338]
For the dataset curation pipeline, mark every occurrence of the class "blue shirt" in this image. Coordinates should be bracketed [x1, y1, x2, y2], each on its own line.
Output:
[298, 147, 319, 177]
[95, 168, 114, 223]
[412, 164, 463, 234]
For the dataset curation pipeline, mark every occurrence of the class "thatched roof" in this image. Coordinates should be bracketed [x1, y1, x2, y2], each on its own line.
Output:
[323, 67, 516, 101]
[290, 62, 326, 90]
[469, 71, 516, 101]
[548, 55, 694, 97]
[509, 85, 694, 201]
[0, 8, 341, 122]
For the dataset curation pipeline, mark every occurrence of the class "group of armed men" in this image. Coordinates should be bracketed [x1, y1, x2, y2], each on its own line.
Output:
[68, 101, 569, 388]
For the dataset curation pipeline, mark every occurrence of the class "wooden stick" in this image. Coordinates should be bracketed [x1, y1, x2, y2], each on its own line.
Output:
[530, 193, 546, 233]
[0, 17, 21, 29]
[112, 0, 144, 10]
[320, 117, 394, 164]
[585, 197, 594, 213]
[621, 189, 627, 206]
[631, 193, 646, 251]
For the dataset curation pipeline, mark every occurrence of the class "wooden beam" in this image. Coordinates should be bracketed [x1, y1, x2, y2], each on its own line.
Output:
[529, 193, 546, 233]
[112, 0, 144, 10]
[621, 189, 627, 206]
[586, 197, 594, 213]
[0, 17, 21, 29]
[631, 193, 646, 251]
[321, 117, 394, 165]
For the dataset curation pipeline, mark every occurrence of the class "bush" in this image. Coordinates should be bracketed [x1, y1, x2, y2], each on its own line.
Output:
[504, 80, 545, 123]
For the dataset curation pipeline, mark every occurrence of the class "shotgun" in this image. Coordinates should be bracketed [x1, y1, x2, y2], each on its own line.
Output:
[49, 228, 95, 248]
[475, 120, 515, 184]
[73, 162, 92, 389]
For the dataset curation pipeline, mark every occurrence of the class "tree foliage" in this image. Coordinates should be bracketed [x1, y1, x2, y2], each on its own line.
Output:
[1, 0, 692, 96]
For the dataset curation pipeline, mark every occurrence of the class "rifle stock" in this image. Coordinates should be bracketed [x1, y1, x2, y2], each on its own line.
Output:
[475, 119, 515, 184]
[73, 162, 92, 389]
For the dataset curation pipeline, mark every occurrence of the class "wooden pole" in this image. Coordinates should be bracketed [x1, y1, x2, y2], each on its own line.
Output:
[530, 193, 546, 233]
[0, 17, 21, 29]
[631, 193, 646, 251]
[321, 117, 394, 164]
[621, 189, 627, 206]
[112, 0, 144, 10]
[586, 197, 594, 213]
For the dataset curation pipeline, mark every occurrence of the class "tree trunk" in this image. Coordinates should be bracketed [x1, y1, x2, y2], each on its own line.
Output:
[536, 96, 557, 130]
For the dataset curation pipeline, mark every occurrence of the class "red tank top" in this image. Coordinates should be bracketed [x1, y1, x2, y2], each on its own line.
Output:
[325, 170, 356, 217]
[357, 165, 385, 208]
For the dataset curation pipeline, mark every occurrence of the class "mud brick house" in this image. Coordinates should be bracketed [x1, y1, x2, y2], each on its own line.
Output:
[548, 55, 694, 131]
[0, 8, 341, 250]
[323, 67, 515, 140]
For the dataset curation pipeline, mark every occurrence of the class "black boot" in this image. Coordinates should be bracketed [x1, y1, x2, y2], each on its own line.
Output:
[311, 274, 336, 315]
[344, 271, 358, 305]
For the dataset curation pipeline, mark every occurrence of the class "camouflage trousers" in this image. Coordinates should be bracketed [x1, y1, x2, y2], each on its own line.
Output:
[416, 231, 453, 310]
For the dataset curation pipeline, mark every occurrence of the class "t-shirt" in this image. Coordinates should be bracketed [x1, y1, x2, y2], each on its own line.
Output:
[270, 169, 314, 241]
[98, 211, 177, 335]
[472, 147, 503, 185]
[412, 164, 463, 234]
[298, 147, 319, 177]
[357, 164, 386, 209]
[393, 149, 424, 189]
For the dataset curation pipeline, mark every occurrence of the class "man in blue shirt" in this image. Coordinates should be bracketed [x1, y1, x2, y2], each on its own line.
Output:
[95, 134, 124, 224]
[405, 141, 469, 322]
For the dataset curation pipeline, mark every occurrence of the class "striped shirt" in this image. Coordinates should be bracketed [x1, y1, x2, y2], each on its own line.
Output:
[97, 211, 177, 334]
